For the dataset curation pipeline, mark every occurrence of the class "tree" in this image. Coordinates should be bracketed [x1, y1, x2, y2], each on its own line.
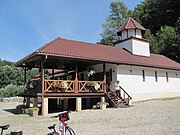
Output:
[175, 17, 180, 35]
[133, 0, 180, 35]
[0, 59, 14, 67]
[160, 35, 180, 63]
[143, 29, 158, 53]
[156, 26, 177, 53]
[99, 0, 180, 63]
[99, 1, 132, 45]
[0, 65, 38, 89]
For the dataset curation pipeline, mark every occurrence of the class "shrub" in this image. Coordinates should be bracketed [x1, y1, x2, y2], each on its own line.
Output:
[0, 84, 24, 97]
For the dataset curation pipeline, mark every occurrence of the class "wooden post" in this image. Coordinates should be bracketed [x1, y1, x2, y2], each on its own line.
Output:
[75, 64, 78, 93]
[103, 63, 106, 93]
[41, 61, 45, 116]
[40, 56, 47, 116]
[52, 69, 55, 79]
[24, 67, 27, 85]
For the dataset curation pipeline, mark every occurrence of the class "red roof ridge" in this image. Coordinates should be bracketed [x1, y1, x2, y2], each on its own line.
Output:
[52, 37, 117, 50]
[125, 17, 132, 29]
[118, 17, 146, 32]
[43, 37, 115, 50]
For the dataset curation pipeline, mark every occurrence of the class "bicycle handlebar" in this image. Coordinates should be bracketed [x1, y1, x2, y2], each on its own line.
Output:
[50, 111, 69, 118]
[50, 111, 70, 121]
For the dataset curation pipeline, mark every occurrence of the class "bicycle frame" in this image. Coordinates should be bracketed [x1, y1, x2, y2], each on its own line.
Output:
[59, 121, 66, 135]
[47, 111, 75, 135]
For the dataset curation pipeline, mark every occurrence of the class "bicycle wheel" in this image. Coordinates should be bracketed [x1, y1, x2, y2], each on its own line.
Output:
[66, 126, 75, 135]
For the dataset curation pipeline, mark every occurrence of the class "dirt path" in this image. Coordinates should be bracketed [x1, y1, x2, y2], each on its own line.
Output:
[0, 97, 180, 135]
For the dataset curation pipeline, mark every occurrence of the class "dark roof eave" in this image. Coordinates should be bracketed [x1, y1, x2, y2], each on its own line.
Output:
[17, 51, 180, 71]
[15, 51, 38, 67]
[117, 63, 180, 71]
[39, 52, 180, 71]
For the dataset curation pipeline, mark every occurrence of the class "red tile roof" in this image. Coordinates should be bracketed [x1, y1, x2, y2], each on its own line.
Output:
[118, 17, 146, 32]
[17, 37, 180, 71]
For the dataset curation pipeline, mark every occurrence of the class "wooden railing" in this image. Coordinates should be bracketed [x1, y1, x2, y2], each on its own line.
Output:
[78, 81, 104, 92]
[104, 83, 132, 106]
[44, 80, 75, 92]
[119, 86, 132, 100]
[43, 80, 104, 93]
[26, 79, 109, 94]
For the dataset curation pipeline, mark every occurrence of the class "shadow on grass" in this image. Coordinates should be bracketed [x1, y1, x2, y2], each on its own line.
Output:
[3, 108, 20, 115]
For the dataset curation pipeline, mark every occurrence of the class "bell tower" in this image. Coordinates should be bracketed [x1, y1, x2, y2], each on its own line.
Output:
[115, 17, 150, 57]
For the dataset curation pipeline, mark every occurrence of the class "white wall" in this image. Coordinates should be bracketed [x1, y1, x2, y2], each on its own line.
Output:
[136, 29, 142, 39]
[122, 30, 127, 40]
[115, 39, 133, 53]
[127, 29, 135, 38]
[132, 39, 150, 57]
[115, 38, 150, 57]
[117, 65, 180, 101]
[121, 29, 142, 40]
[79, 63, 117, 88]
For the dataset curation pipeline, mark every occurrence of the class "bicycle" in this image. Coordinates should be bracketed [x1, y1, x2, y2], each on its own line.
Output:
[0, 124, 23, 135]
[47, 111, 76, 135]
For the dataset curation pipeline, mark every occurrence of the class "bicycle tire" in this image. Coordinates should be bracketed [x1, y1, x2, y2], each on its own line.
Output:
[66, 126, 75, 135]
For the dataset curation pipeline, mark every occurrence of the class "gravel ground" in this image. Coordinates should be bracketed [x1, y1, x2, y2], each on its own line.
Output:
[0, 97, 180, 135]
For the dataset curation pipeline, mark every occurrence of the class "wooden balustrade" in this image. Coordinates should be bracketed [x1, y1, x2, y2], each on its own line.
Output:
[78, 81, 104, 92]
[44, 80, 104, 93]
[27, 79, 105, 93]
[44, 80, 75, 92]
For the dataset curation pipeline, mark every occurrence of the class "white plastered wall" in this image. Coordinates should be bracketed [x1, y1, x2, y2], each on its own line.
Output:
[127, 29, 135, 38]
[122, 30, 127, 40]
[79, 63, 117, 89]
[132, 39, 150, 57]
[117, 65, 180, 101]
[136, 29, 142, 39]
[115, 40, 133, 53]
[121, 29, 142, 40]
[115, 38, 150, 57]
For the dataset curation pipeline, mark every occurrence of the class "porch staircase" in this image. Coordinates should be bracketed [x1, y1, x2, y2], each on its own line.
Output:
[105, 85, 132, 108]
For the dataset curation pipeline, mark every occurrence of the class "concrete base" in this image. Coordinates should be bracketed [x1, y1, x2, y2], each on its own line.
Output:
[101, 97, 105, 102]
[42, 97, 48, 116]
[76, 98, 82, 112]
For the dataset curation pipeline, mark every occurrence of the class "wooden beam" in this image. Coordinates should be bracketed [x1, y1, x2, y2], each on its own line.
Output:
[75, 64, 78, 93]
[41, 61, 45, 115]
[41, 56, 47, 116]
[37, 92, 104, 98]
[103, 63, 106, 93]
[24, 67, 27, 85]
[52, 68, 55, 79]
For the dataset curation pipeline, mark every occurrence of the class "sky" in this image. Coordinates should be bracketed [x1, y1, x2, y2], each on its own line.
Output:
[0, 0, 143, 62]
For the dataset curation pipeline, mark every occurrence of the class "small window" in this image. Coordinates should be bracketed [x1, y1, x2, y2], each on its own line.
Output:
[155, 71, 158, 82]
[142, 70, 145, 82]
[166, 72, 169, 82]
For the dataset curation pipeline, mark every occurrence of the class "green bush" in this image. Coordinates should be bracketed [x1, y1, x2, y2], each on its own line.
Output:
[0, 84, 24, 97]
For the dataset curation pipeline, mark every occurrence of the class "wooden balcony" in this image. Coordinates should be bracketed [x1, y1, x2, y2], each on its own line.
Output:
[44, 80, 105, 93]
[23, 79, 105, 97]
